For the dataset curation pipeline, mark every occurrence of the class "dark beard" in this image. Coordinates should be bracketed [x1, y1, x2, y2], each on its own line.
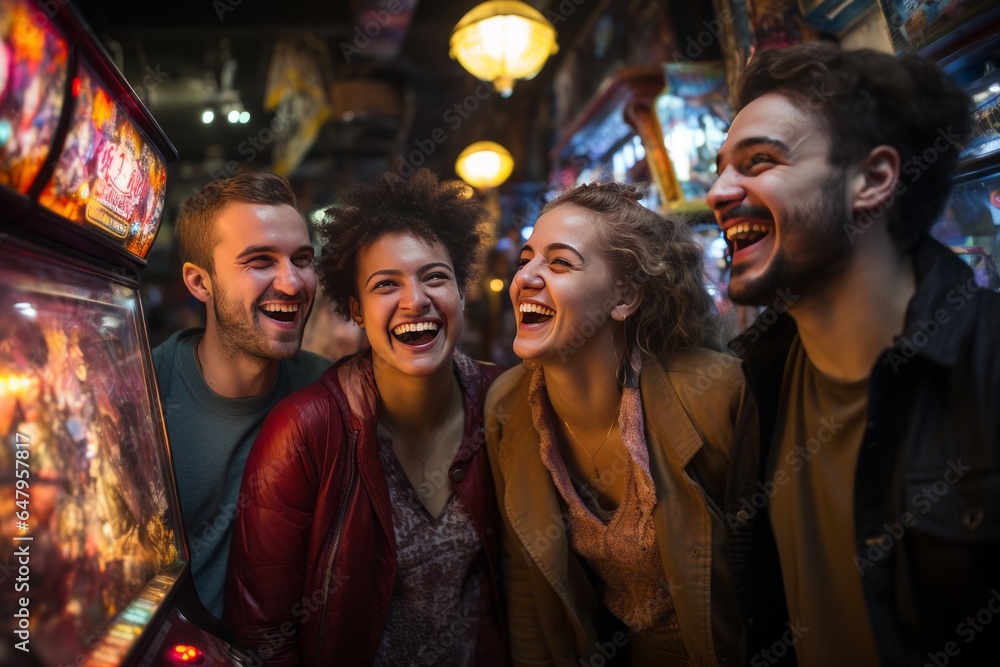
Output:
[728, 171, 855, 307]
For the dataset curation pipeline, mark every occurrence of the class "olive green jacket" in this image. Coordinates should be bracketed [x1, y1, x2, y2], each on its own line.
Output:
[485, 349, 748, 666]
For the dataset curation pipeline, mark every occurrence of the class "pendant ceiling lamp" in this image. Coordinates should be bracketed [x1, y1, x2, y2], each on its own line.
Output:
[450, 1, 559, 98]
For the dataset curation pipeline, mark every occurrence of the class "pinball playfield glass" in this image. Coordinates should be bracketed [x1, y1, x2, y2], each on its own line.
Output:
[0, 241, 185, 665]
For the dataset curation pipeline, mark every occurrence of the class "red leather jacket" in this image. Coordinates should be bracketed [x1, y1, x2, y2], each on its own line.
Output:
[224, 350, 507, 666]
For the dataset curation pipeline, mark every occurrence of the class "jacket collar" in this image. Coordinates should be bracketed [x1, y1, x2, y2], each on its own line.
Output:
[899, 235, 981, 367]
[729, 236, 980, 370]
[326, 348, 491, 553]
[498, 356, 706, 631]
[641, 353, 711, 470]
[330, 348, 488, 443]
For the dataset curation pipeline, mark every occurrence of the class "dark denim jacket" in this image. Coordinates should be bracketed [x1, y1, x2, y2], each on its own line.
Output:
[725, 236, 1000, 666]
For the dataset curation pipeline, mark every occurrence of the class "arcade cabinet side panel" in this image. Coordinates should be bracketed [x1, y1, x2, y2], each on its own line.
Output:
[0, 241, 186, 665]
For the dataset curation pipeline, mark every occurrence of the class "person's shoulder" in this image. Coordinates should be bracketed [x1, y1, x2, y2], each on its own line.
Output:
[976, 285, 1000, 315]
[472, 359, 506, 387]
[268, 369, 340, 431]
[152, 328, 202, 390]
[655, 347, 744, 391]
[284, 349, 334, 384]
[452, 351, 508, 397]
[648, 348, 746, 431]
[485, 364, 530, 409]
[969, 288, 1000, 380]
[152, 328, 199, 362]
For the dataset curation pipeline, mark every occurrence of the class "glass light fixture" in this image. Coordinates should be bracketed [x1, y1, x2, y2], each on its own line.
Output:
[455, 141, 514, 190]
[450, 1, 558, 98]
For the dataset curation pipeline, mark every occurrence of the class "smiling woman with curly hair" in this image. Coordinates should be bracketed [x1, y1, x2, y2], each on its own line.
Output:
[485, 181, 749, 666]
[225, 169, 509, 666]
[316, 168, 489, 320]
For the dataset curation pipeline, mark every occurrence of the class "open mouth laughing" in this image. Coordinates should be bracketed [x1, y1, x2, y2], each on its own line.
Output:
[392, 321, 440, 346]
[260, 302, 300, 323]
[725, 222, 771, 253]
[519, 302, 555, 325]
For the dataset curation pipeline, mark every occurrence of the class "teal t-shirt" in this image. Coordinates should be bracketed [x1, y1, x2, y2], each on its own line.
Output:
[152, 328, 331, 619]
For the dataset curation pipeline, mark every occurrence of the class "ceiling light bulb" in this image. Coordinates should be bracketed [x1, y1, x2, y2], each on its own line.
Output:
[201, 109, 215, 124]
[455, 141, 514, 189]
[228, 109, 240, 123]
[239, 111, 250, 123]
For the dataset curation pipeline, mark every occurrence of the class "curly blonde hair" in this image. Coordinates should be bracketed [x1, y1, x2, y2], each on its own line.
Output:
[540, 182, 724, 356]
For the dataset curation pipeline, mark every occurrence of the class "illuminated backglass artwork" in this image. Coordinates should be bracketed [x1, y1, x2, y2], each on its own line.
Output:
[37, 66, 167, 260]
[0, 243, 184, 665]
[0, 0, 69, 194]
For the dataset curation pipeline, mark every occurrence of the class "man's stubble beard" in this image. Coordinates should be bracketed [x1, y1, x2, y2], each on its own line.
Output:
[210, 279, 308, 363]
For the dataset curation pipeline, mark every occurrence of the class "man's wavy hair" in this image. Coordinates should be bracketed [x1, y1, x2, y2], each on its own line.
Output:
[541, 182, 725, 357]
[739, 42, 972, 251]
[316, 169, 491, 318]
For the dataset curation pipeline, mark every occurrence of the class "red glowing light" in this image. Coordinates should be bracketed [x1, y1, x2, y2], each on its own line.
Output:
[168, 645, 203, 664]
[72, 76, 81, 98]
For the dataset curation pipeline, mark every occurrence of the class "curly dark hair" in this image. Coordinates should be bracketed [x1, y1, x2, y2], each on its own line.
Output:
[176, 172, 297, 272]
[541, 182, 724, 356]
[317, 169, 491, 318]
[739, 42, 972, 251]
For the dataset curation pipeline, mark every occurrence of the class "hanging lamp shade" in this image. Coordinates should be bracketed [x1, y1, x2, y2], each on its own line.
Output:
[455, 141, 514, 190]
[449, 1, 558, 98]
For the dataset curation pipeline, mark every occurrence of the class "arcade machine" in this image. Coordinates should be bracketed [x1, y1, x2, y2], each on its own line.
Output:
[875, 0, 1000, 292]
[0, 0, 243, 664]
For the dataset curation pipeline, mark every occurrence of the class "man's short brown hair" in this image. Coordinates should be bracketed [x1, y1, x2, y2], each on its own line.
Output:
[176, 172, 298, 271]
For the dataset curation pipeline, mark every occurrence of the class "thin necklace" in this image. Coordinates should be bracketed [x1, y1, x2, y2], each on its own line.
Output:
[380, 392, 460, 495]
[381, 417, 451, 467]
[562, 399, 621, 478]
[382, 420, 451, 499]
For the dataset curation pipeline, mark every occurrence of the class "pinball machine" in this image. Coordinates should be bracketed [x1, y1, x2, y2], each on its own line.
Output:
[0, 0, 243, 664]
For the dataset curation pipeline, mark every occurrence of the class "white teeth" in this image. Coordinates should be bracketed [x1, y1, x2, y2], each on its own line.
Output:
[725, 222, 770, 241]
[262, 303, 299, 313]
[519, 303, 555, 316]
[392, 321, 440, 336]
